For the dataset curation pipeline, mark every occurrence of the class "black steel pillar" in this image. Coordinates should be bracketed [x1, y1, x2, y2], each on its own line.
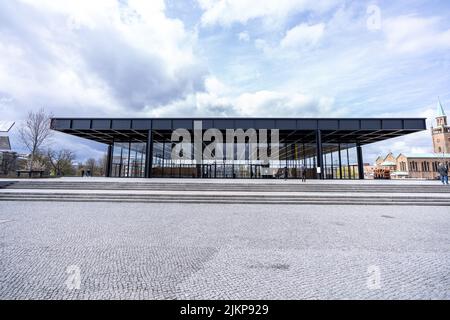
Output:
[119, 147, 123, 177]
[315, 129, 323, 179]
[106, 143, 113, 177]
[126, 141, 131, 178]
[162, 140, 165, 177]
[346, 147, 351, 179]
[330, 150, 334, 179]
[357, 143, 364, 180]
[145, 129, 153, 178]
[338, 143, 343, 179]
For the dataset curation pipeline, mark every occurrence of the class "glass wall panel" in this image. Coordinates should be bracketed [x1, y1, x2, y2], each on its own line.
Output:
[111, 142, 129, 177]
[129, 143, 146, 177]
[346, 144, 358, 179]
[322, 143, 341, 179]
[151, 142, 165, 178]
[337, 143, 357, 179]
[111, 141, 146, 178]
[121, 143, 130, 177]
[144, 131, 366, 180]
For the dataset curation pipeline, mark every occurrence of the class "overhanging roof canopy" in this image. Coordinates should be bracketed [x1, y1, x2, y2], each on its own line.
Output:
[0, 121, 15, 133]
[50, 117, 426, 146]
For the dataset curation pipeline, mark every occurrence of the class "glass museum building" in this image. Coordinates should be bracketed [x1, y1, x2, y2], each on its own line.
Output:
[50, 117, 426, 179]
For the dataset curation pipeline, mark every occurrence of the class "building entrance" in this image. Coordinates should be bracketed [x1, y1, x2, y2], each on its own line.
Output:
[200, 163, 264, 179]
[201, 164, 215, 178]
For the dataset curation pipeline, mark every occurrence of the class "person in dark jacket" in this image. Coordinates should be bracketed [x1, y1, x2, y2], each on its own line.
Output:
[299, 164, 306, 182]
[438, 163, 448, 185]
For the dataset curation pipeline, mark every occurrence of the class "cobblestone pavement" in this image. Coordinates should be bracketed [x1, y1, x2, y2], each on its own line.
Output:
[0, 201, 449, 299]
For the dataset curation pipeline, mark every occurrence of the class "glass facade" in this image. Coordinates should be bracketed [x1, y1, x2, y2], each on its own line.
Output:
[119, 140, 361, 179]
[322, 143, 360, 179]
[52, 117, 427, 180]
[111, 142, 146, 178]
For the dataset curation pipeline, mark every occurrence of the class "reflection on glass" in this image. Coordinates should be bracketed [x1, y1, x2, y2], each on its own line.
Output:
[111, 142, 146, 178]
[111, 139, 362, 180]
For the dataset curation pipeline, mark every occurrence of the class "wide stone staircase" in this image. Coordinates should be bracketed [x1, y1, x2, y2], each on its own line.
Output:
[0, 179, 449, 206]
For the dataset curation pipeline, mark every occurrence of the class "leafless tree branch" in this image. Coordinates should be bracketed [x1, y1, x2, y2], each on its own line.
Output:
[18, 108, 53, 170]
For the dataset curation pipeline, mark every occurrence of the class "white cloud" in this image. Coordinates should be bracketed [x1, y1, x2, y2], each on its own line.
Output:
[252, 22, 326, 55]
[365, 130, 432, 164]
[238, 31, 250, 42]
[2, 1, 449, 164]
[197, 0, 338, 27]
[204, 76, 230, 95]
[234, 91, 336, 117]
[363, 104, 443, 164]
[383, 15, 450, 54]
[0, 0, 205, 119]
[146, 76, 341, 118]
[280, 23, 325, 48]
[254, 38, 271, 54]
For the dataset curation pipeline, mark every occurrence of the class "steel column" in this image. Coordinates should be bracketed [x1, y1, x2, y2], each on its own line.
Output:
[357, 144, 364, 180]
[145, 129, 153, 178]
[346, 147, 351, 179]
[106, 144, 113, 177]
[338, 143, 343, 179]
[315, 129, 323, 179]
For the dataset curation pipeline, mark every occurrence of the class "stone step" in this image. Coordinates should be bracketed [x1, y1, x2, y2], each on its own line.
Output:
[2, 192, 448, 199]
[0, 181, 16, 188]
[5, 188, 448, 194]
[1, 192, 449, 206]
[0, 198, 447, 206]
[4, 185, 450, 193]
[6, 182, 441, 186]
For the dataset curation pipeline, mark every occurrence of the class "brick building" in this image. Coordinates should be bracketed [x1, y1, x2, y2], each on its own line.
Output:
[371, 100, 450, 179]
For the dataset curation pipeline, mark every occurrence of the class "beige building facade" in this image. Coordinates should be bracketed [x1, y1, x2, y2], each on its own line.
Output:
[371, 100, 450, 179]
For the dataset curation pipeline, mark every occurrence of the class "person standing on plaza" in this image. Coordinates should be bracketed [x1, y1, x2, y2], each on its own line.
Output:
[438, 162, 449, 185]
[300, 164, 306, 182]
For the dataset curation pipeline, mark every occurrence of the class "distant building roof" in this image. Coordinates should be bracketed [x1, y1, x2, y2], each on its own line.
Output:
[0, 136, 11, 151]
[400, 153, 450, 159]
[0, 121, 14, 132]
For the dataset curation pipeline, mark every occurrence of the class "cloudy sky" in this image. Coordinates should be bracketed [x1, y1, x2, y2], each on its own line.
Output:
[1, 0, 450, 163]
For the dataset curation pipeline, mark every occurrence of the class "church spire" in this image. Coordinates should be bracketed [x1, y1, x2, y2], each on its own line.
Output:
[437, 97, 446, 117]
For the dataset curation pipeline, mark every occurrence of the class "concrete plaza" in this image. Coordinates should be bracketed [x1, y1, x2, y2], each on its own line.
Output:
[0, 197, 449, 299]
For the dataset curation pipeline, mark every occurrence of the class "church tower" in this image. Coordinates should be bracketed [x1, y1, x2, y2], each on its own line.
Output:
[432, 98, 450, 154]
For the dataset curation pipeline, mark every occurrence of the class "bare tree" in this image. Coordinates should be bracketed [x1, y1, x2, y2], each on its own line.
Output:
[18, 108, 53, 170]
[96, 154, 108, 176]
[46, 149, 76, 176]
[84, 158, 96, 176]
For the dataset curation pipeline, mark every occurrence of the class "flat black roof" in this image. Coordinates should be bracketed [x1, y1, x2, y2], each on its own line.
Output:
[51, 117, 427, 145]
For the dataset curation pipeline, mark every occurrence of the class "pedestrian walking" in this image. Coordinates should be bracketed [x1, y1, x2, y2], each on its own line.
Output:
[438, 162, 449, 185]
[284, 166, 288, 180]
[300, 164, 306, 182]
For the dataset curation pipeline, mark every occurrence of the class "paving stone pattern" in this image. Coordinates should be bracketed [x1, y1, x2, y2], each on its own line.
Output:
[0, 202, 449, 299]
